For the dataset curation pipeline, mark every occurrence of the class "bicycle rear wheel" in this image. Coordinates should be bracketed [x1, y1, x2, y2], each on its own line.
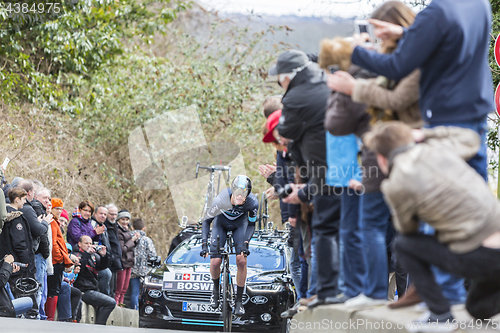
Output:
[222, 264, 233, 332]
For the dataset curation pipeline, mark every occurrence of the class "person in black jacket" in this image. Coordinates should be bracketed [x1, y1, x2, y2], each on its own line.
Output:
[0, 187, 39, 317]
[92, 205, 113, 296]
[0, 255, 32, 317]
[104, 204, 122, 299]
[269, 50, 341, 308]
[74, 235, 116, 325]
[17, 180, 50, 318]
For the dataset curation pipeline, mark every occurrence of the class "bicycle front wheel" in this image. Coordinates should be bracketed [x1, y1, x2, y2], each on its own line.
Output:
[222, 268, 233, 332]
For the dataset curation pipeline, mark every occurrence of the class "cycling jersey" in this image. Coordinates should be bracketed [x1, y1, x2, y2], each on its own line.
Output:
[202, 188, 258, 258]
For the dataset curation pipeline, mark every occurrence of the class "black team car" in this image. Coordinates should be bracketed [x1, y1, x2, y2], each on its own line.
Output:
[139, 230, 295, 332]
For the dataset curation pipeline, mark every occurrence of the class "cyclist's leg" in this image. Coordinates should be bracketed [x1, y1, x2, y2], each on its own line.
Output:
[232, 218, 248, 288]
[232, 218, 248, 315]
[209, 216, 228, 308]
[209, 216, 227, 279]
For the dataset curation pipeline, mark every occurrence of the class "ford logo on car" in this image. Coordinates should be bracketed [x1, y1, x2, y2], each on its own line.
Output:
[148, 289, 162, 298]
[250, 296, 268, 304]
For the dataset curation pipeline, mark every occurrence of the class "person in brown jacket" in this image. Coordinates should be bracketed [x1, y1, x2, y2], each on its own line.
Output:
[365, 122, 500, 330]
[115, 209, 138, 306]
[46, 198, 76, 321]
[323, 1, 419, 308]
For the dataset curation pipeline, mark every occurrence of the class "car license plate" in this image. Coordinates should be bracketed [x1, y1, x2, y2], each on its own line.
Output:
[182, 301, 221, 314]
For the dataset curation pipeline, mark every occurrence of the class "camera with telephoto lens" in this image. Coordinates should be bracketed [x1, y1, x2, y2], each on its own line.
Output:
[274, 184, 293, 199]
[13, 262, 28, 268]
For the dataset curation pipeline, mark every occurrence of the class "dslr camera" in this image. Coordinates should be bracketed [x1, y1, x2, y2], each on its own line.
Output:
[274, 184, 293, 199]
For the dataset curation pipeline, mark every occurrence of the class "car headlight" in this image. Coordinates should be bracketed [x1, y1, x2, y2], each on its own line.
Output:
[248, 284, 281, 291]
[145, 276, 162, 286]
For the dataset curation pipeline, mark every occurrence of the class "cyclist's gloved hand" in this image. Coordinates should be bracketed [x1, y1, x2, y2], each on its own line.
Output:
[242, 242, 250, 256]
[200, 242, 209, 258]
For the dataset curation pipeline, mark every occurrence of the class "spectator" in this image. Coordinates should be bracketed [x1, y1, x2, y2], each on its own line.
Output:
[59, 209, 69, 234]
[60, 244, 82, 323]
[115, 209, 138, 306]
[104, 204, 122, 299]
[260, 109, 313, 316]
[262, 95, 283, 118]
[91, 205, 113, 296]
[45, 198, 75, 321]
[130, 218, 156, 310]
[320, 36, 375, 305]
[365, 122, 500, 328]
[0, 187, 38, 317]
[350, 0, 493, 180]
[35, 190, 53, 319]
[17, 180, 51, 319]
[67, 200, 105, 249]
[31, 188, 50, 217]
[0, 255, 32, 317]
[2, 176, 23, 204]
[269, 49, 341, 308]
[341, 0, 480, 308]
[73, 235, 116, 325]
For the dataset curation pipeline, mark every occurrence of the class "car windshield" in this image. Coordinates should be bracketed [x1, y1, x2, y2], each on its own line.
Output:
[167, 241, 285, 270]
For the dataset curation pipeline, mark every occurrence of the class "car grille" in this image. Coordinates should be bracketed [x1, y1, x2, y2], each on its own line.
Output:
[164, 290, 249, 304]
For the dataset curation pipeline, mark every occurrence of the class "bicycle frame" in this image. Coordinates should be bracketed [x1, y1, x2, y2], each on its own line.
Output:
[195, 162, 231, 223]
[210, 233, 236, 332]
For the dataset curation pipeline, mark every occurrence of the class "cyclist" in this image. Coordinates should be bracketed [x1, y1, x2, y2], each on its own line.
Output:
[200, 175, 258, 317]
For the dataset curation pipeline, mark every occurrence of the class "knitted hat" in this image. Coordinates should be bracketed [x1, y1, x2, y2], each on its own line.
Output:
[116, 209, 131, 221]
[51, 198, 63, 209]
[60, 209, 69, 221]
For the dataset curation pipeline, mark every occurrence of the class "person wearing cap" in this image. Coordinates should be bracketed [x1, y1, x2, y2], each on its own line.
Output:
[260, 109, 315, 316]
[115, 209, 137, 306]
[46, 198, 76, 321]
[269, 49, 341, 308]
[59, 209, 69, 233]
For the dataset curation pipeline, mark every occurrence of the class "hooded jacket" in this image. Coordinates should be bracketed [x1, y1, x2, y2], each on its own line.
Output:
[117, 224, 136, 269]
[277, 60, 331, 200]
[0, 206, 35, 275]
[0, 260, 15, 317]
[20, 200, 49, 256]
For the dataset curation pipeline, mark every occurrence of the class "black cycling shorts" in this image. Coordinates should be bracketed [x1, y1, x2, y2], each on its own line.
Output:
[209, 215, 248, 259]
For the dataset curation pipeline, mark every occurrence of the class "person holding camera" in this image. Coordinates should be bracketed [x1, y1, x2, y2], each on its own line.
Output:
[0, 187, 39, 317]
[0, 254, 33, 317]
[269, 49, 341, 308]
[73, 235, 116, 325]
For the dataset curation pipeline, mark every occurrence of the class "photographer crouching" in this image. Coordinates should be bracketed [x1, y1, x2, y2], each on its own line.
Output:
[73, 235, 116, 325]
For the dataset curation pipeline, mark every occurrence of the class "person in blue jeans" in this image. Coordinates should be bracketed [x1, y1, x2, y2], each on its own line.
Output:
[345, 0, 494, 307]
[130, 218, 157, 310]
[324, 132, 365, 303]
